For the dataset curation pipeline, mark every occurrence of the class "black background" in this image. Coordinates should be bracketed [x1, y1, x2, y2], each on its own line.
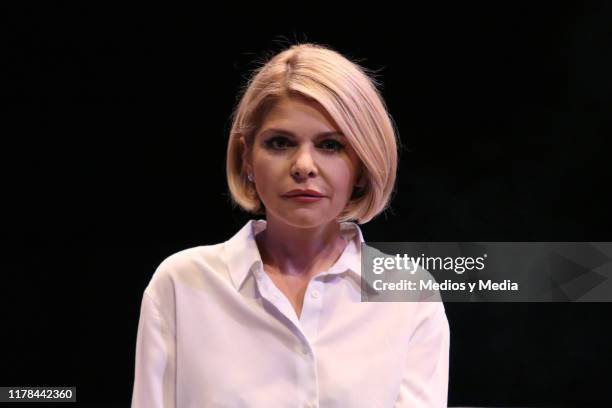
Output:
[4, 2, 612, 407]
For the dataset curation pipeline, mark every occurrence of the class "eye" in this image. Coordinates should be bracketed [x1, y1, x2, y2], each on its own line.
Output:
[264, 136, 293, 150]
[319, 139, 345, 152]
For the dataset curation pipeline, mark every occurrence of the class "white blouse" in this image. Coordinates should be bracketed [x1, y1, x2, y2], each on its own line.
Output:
[131, 219, 449, 408]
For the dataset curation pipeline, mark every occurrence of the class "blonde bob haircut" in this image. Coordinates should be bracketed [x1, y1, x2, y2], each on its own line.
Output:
[226, 43, 399, 224]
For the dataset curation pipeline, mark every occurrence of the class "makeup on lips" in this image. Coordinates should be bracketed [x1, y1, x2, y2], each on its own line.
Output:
[282, 189, 325, 203]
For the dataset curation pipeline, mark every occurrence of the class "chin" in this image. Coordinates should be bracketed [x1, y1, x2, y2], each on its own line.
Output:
[274, 208, 339, 229]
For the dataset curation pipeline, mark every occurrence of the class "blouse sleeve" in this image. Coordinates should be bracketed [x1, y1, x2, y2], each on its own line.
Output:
[394, 301, 450, 408]
[131, 291, 176, 408]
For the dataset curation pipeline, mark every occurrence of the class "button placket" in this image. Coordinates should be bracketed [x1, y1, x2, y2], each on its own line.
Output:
[293, 336, 318, 408]
[299, 280, 325, 354]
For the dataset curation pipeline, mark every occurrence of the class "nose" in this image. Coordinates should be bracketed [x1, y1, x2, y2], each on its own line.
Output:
[291, 145, 318, 180]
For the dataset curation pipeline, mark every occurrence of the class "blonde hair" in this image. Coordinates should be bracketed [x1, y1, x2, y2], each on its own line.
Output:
[226, 43, 399, 224]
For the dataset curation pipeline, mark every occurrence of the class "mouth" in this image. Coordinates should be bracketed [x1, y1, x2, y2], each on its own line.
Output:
[282, 194, 325, 202]
[283, 189, 325, 198]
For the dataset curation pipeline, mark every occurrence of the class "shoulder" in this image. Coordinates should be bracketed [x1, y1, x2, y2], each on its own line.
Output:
[143, 242, 229, 306]
[141, 219, 260, 300]
[156, 243, 226, 277]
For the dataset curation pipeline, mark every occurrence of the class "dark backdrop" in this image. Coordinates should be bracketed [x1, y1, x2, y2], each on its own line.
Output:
[4, 3, 612, 407]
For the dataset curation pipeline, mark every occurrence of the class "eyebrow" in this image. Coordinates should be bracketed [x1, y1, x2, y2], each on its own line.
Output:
[260, 128, 345, 138]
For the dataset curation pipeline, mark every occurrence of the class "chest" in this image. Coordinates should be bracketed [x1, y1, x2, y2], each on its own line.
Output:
[174, 285, 414, 408]
[263, 265, 313, 318]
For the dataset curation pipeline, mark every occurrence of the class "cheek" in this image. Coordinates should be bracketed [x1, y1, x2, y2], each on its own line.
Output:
[330, 167, 356, 197]
[252, 151, 273, 175]
[252, 156, 283, 192]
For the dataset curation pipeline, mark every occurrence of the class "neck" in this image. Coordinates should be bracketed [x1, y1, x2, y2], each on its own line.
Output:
[255, 215, 347, 276]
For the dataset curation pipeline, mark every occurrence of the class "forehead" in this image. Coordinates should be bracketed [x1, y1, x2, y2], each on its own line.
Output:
[259, 95, 341, 135]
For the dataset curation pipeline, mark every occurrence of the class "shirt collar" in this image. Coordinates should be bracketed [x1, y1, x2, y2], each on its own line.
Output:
[223, 219, 366, 290]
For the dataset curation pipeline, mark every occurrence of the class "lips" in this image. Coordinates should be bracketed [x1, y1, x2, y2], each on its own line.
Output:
[283, 189, 325, 198]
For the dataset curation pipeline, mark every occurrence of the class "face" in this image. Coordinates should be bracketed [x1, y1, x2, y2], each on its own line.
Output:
[241, 95, 364, 229]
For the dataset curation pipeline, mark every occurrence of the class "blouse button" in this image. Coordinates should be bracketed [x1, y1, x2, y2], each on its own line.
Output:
[310, 290, 320, 299]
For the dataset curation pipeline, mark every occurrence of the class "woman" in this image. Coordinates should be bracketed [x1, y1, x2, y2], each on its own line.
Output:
[131, 43, 449, 407]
